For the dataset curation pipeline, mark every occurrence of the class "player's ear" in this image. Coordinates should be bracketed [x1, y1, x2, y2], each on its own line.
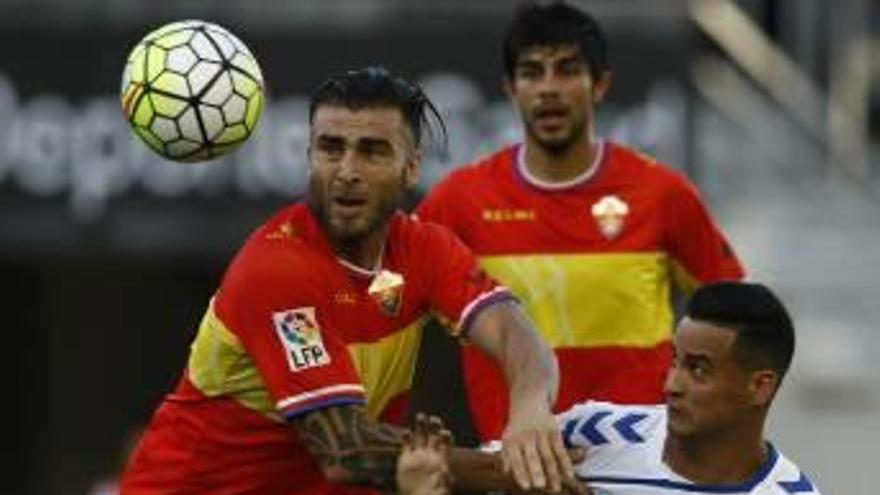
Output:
[749, 370, 778, 408]
[404, 149, 421, 189]
[593, 70, 613, 104]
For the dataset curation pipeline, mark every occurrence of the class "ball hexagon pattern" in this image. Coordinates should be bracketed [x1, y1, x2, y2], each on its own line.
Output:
[121, 20, 265, 162]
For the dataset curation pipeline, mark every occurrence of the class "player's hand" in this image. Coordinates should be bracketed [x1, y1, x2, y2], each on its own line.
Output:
[515, 455, 588, 495]
[397, 413, 454, 495]
[501, 396, 575, 493]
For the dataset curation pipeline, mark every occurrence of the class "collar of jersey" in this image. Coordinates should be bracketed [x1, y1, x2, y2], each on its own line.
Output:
[336, 243, 384, 278]
[299, 203, 387, 279]
[515, 140, 606, 191]
[583, 442, 779, 493]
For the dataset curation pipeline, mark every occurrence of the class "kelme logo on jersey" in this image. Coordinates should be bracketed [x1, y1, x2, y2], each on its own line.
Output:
[272, 307, 331, 371]
[591, 195, 629, 239]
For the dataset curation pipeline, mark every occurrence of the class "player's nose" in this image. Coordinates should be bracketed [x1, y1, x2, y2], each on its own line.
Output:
[335, 152, 364, 183]
[663, 367, 684, 396]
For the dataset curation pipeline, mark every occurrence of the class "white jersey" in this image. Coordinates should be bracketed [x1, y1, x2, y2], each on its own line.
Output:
[557, 401, 821, 495]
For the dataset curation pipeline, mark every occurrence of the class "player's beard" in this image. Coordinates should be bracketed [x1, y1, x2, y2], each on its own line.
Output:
[308, 174, 405, 249]
[524, 110, 588, 156]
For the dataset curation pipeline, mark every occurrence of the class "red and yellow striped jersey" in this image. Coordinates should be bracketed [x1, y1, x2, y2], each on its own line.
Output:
[417, 141, 744, 441]
[122, 203, 507, 495]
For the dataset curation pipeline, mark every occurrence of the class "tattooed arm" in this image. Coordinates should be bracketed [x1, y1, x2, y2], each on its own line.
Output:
[294, 405, 510, 493]
[296, 405, 585, 494]
[293, 403, 407, 490]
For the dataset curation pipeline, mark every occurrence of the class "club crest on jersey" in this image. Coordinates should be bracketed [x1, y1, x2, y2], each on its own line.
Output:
[368, 269, 405, 317]
[591, 195, 629, 239]
[272, 307, 331, 371]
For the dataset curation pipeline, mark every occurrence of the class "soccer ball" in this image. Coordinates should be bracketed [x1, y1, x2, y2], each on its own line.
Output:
[120, 20, 265, 163]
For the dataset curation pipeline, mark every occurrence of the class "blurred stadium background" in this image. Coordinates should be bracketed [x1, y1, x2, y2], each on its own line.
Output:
[1, 0, 877, 493]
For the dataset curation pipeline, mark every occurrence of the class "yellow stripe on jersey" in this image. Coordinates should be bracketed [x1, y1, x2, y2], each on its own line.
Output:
[188, 301, 427, 423]
[188, 301, 282, 421]
[480, 253, 674, 348]
[347, 316, 427, 421]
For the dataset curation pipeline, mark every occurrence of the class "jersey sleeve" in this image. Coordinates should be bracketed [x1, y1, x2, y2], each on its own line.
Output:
[418, 222, 516, 337]
[557, 401, 665, 478]
[664, 174, 745, 294]
[214, 242, 366, 421]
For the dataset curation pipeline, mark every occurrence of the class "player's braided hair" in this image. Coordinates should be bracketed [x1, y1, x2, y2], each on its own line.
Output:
[503, 1, 610, 82]
[308, 66, 447, 150]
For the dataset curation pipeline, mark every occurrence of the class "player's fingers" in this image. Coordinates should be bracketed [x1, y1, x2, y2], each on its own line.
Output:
[537, 433, 562, 493]
[426, 415, 445, 449]
[562, 477, 588, 495]
[550, 431, 576, 481]
[522, 437, 547, 490]
[439, 429, 453, 452]
[566, 447, 586, 465]
[414, 413, 428, 448]
[500, 448, 511, 475]
[503, 444, 532, 491]
[427, 415, 444, 432]
[400, 430, 415, 456]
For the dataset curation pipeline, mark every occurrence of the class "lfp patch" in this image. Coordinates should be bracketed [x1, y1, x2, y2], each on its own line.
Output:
[272, 307, 331, 371]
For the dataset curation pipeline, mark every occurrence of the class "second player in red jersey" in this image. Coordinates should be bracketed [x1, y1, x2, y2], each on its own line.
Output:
[417, 3, 745, 442]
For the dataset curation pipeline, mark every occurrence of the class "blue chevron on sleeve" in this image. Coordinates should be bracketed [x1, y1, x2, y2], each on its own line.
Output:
[562, 418, 579, 448]
[778, 472, 815, 493]
[612, 413, 647, 443]
[578, 410, 612, 445]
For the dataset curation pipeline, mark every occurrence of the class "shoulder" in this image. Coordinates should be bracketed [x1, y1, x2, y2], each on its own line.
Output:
[431, 146, 517, 191]
[562, 402, 666, 480]
[558, 401, 666, 448]
[393, 212, 467, 251]
[220, 204, 331, 303]
[770, 449, 823, 494]
[606, 141, 697, 193]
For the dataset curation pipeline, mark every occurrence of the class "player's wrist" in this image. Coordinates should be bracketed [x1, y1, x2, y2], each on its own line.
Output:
[508, 380, 556, 412]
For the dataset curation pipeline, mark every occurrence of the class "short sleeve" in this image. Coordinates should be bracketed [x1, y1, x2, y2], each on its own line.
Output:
[215, 244, 366, 421]
[419, 223, 516, 337]
[664, 174, 745, 293]
[557, 401, 665, 479]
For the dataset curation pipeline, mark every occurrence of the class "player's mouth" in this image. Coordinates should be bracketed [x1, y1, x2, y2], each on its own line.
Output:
[666, 402, 686, 420]
[331, 196, 368, 218]
[533, 106, 569, 130]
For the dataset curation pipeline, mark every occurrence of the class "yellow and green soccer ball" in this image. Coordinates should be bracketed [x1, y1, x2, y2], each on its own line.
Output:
[121, 20, 264, 162]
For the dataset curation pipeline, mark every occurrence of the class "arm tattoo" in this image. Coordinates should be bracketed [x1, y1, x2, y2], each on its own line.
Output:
[294, 404, 406, 490]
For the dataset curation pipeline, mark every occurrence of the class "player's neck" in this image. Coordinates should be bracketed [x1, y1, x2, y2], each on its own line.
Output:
[663, 427, 767, 486]
[332, 227, 388, 277]
[522, 134, 599, 184]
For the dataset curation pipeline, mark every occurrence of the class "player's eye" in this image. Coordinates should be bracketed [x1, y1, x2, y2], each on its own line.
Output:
[689, 363, 709, 380]
[315, 139, 346, 160]
[558, 60, 586, 77]
[515, 64, 542, 80]
[358, 141, 394, 163]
